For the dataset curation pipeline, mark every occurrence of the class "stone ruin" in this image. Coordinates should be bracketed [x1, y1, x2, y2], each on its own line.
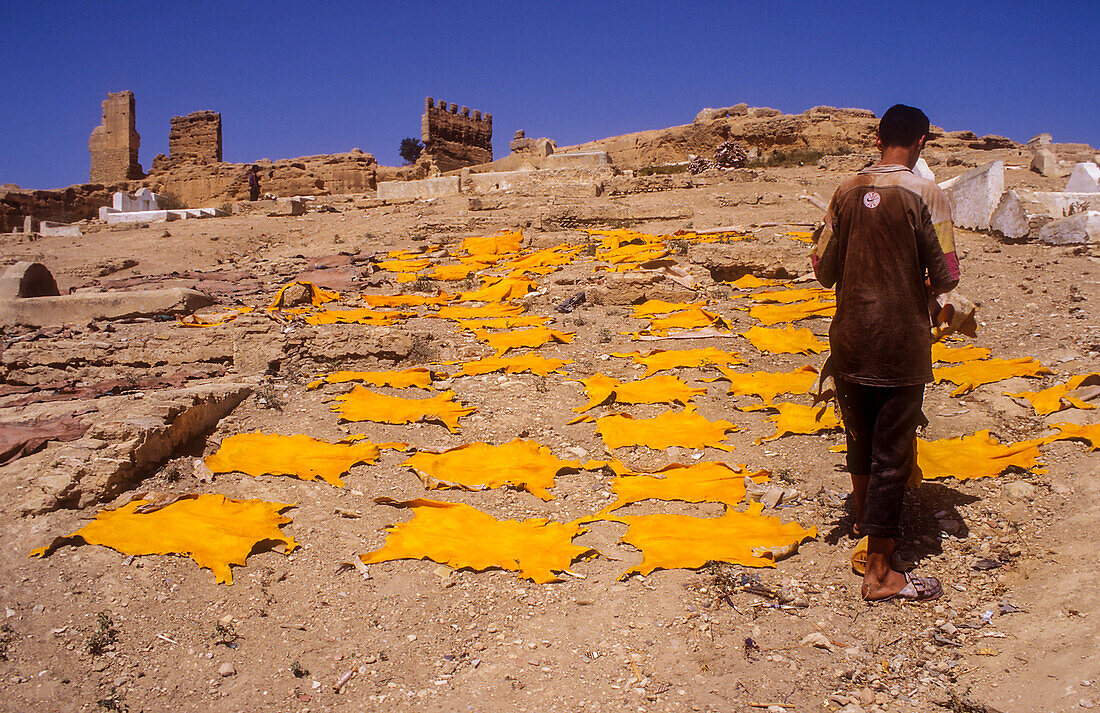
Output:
[420, 97, 493, 172]
[88, 91, 143, 183]
[151, 111, 222, 170]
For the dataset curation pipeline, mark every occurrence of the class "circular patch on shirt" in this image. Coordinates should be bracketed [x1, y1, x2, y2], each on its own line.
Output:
[863, 191, 881, 209]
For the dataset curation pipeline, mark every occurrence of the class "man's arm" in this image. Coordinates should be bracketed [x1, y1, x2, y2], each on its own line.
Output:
[812, 192, 841, 288]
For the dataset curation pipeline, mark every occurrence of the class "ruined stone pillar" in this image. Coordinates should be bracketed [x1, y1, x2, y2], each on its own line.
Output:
[89, 91, 142, 183]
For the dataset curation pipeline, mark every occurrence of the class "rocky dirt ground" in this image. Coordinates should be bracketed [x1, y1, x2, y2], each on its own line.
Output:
[0, 147, 1097, 713]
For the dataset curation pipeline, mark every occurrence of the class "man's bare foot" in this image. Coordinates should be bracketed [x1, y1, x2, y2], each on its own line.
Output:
[861, 567, 909, 600]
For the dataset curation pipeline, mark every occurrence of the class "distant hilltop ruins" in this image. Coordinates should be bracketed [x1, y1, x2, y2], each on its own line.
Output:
[1, 90, 1097, 240]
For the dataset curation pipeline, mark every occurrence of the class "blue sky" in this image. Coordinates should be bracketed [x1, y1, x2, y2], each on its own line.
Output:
[2, 0, 1097, 189]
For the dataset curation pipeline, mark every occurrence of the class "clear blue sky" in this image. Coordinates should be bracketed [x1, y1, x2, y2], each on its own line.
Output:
[2, 0, 1097, 189]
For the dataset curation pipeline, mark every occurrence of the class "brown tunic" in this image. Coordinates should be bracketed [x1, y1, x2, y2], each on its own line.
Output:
[813, 163, 959, 386]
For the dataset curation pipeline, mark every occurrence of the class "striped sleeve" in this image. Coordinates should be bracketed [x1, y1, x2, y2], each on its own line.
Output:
[920, 183, 960, 293]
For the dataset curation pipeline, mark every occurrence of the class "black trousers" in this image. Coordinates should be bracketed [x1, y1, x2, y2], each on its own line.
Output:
[834, 378, 925, 539]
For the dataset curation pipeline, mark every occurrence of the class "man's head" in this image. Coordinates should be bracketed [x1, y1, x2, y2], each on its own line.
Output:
[878, 104, 930, 148]
[877, 104, 931, 168]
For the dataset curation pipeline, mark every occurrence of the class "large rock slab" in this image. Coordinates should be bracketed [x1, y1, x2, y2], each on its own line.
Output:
[1030, 148, 1057, 176]
[989, 190, 1030, 241]
[0, 288, 213, 326]
[1065, 162, 1100, 193]
[1036, 211, 1100, 245]
[377, 176, 460, 201]
[542, 152, 611, 169]
[940, 161, 1004, 231]
[0, 382, 251, 515]
[1033, 192, 1100, 217]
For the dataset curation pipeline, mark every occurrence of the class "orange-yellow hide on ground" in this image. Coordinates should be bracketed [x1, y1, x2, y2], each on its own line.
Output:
[740, 325, 829, 355]
[457, 355, 574, 377]
[375, 257, 431, 273]
[595, 408, 740, 451]
[331, 387, 476, 433]
[726, 274, 779, 290]
[474, 327, 575, 356]
[268, 281, 339, 309]
[1040, 422, 1100, 451]
[303, 308, 414, 326]
[573, 374, 707, 412]
[458, 276, 536, 302]
[454, 315, 551, 330]
[713, 365, 819, 405]
[307, 367, 438, 390]
[749, 287, 834, 304]
[613, 348, 745, 376]
[31, 495, 296, 585]
[204, 433, 381, 487]
[632, 300, 707, 317]
[931, 342, 992, 363]
[429, 263, 479, 281]
[436, 303, 525, 320]
[177, 308, 252, 327]
[748, 299, 836, 326]
[599, 462, 769, 512]
[595, 502, 816, 576]
[642, 308, 731, 334]
[462, 230, 524, 257]
[360, 498, 592, 583]
[362, 294, 451, 308]
[917, 430, 1044, 480]
[1006, 373, 1100, 416]
[934, 357, 1053, 396]
[758, 403, 841, 442]
[403, 439, 583, 500]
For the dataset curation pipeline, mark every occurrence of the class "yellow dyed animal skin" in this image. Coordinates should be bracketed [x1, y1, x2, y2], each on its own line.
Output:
[267, 281, 339, 309]
[917, 429, 1045, 480]
[573, 374, 707, 412]
[713, 365, 819, 406]
[1040, 422, 1100, 451]
[307, 368, 438, 391]
[403, 439, 583, 500]
[596, 461, 769, 513]
[748, 299, 836, 326]
[331, 387, 476, 433]
[758, 402, 840, 442]
[934, 357, 1053, 396]
[595, 408, 740, 451]
[595, 502, 817, 576]
[361, 498, 593, 584]
[931, 342, 991, 364]
[31, 495, 297, 585]
[613, 348, 745, 376]
[456, 355, 573, 377]
[473, 327, 575, 356]
[740, 325, 829, 355]
[205, 433, 382, 487]
[1006, 373, 1100, 416]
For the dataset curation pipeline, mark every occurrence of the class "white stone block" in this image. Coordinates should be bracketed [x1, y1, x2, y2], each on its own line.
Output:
[377, 176, 461, 201]
[105, 210, 178, 225]
[1065, 162, 1100, 193]
[1032, 192, 1100, 217]
[38, 221, 83, 238]
[1037, 211, 1100, 245]
[542, 152, 611, 169]
[940, 161, 1004, 231]
[989, 190, 1029, 240]
[912, 158, 935, 181]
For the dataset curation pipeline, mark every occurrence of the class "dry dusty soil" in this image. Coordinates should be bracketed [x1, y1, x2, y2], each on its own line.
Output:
[0, 152, 1097, 713]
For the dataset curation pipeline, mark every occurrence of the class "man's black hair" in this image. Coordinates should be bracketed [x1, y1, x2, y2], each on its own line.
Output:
[878, 104, 931, 147]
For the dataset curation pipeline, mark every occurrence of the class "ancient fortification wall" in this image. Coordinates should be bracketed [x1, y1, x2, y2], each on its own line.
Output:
[168, 111, 222, 164]
[420, 97, 492, 172]
[88, 91, 142, 183]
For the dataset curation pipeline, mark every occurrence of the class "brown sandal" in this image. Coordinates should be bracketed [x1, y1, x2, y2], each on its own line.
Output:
[865, 572, 943, 603]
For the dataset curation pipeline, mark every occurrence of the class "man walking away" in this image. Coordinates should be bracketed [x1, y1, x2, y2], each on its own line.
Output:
[812, 104, 960, 602]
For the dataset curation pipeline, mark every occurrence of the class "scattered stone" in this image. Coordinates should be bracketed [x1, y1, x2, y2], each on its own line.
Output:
[218, 663, 236, 677]
[1030, 148, 1057, 177]
[989, 190, 1030, 241]
[940, 160, 1004, 231]
[1065, 162, 1100, 193]
[269, 197, 306, 216]
[1003, 481, 1037, 502]
[1037, 211, 1100, 245]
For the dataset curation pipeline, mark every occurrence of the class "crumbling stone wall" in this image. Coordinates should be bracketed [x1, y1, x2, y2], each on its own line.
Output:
[169, 111, 222, 163]
[0, 185, 115, 233]
[89, 91, 142, 183]
[420, 97, 492, 172]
